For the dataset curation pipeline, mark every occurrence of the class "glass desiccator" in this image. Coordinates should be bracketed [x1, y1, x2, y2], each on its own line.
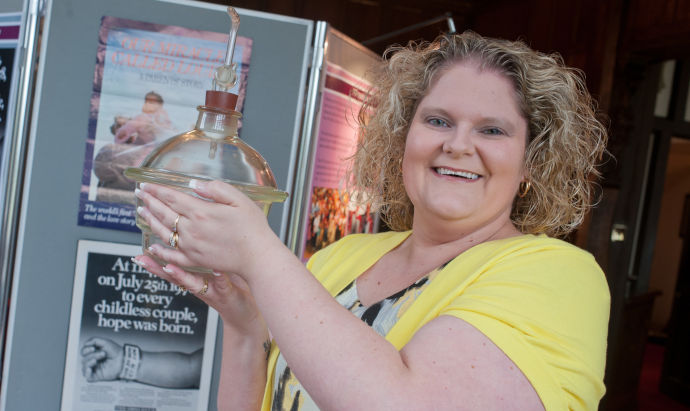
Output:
[125, 7, 287, 273]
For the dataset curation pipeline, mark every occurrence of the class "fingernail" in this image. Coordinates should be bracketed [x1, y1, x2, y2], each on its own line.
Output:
[189, 179, 204, 190]
[147, 246, 155, 253]
[134, 188, 142, 198]
[137, 206, 144, 215]
[140, 183, 148, 190]
[162, 266, 173, 273]
[212, 271, 222, 277]
[131, 257, 146, 268]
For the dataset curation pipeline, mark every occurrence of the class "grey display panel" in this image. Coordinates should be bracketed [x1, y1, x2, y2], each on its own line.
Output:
[0, 0, 22, 14]
[0, 10, 25, 371]
[1, 0, 311, 409]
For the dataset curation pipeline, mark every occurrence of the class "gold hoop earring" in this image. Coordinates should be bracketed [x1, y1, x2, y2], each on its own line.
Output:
[518, 181, 531, 198]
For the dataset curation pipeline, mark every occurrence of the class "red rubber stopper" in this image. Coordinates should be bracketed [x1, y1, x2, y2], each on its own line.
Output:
[205, 90, 238, 111]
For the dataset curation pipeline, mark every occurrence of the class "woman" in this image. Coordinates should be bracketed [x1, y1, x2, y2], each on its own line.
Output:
[133, 31, 609, 410]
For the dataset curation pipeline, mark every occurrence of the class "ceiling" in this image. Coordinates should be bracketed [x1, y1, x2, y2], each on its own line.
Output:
[209, 0, 506, 55]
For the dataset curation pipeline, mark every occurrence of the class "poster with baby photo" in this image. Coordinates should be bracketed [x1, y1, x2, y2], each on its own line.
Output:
[61, 240, 219, 411]
[78, 16, 252, 232]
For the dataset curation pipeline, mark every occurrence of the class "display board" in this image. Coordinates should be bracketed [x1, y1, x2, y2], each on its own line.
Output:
[0, 10, 22, 374]
[0, 0, 22, 14]
[0, 13, 21, 156]
[286, 25, 381, 260]
[0, 1, 312, 409]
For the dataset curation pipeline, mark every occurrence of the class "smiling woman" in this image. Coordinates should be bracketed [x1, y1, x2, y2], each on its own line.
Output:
[133, 30, 610, 411]
[401, 62, 528, 240]
[353, 31, 607, 237]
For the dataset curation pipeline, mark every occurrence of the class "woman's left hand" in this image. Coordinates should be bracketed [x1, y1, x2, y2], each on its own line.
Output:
[135, 179, 279, 277]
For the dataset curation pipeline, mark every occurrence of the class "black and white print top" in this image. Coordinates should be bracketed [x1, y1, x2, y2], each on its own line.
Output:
[271, 266, 444, 411]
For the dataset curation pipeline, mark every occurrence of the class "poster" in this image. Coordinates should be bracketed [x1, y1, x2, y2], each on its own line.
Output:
[0, 13, 21, 159]
[61, 240, 218, 411]
[301, 63, 377, 261]
[79, 16, 252, 232]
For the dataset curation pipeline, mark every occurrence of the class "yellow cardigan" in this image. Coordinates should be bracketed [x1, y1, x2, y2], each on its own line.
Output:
[262, 231, 609, 410]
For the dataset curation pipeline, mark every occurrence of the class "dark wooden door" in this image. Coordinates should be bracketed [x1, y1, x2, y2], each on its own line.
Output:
[660, 194, 690, 405]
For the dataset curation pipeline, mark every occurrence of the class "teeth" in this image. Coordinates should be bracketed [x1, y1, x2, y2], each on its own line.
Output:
[436, 167, 479, 179]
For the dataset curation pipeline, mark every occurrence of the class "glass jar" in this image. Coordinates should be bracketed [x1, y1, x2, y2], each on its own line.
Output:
[125, 104, 287, 273]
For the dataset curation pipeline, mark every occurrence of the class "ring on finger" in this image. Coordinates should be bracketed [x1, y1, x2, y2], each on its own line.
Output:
[169, 231, 179, 249]
[198, 278, 209, 296]
[172, 214, 180, 233]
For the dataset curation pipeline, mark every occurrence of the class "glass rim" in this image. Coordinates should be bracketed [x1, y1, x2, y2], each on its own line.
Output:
[124, 166, 288, 202]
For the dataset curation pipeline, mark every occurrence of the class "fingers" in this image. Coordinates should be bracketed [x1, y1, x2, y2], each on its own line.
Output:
[136, 206, 177, 249]
[139, 182, 199, 215]
[81, 344, 97, 356]
[136, 180, 268, 276]
[82, 359, 96, 380]
[135, 185, 190, 236]
[136, 183, 211, 236]
[130, 256, 187, 294]
[134, 200, 195, 267]
[189, 179, 246, 207]
[82, 336, 107, 351]
[82, 351, 106, 364]
[135, 187, 179, 232]
[162, 264, 211, 297]
[81, 345, 108, 381]
[139, 180, 251, 227]
[131, 256, 216, 299]
[147, 243, 197, 269]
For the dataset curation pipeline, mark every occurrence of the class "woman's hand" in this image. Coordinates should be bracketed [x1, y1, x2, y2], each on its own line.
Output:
[131, 255, 267, 339]
[135, 180, 280, 277]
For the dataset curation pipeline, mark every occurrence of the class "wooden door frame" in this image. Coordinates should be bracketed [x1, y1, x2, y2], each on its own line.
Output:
[596, 56, 690, 409]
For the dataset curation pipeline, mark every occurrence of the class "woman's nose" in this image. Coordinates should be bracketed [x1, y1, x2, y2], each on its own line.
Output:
[442, 127, 475, 156]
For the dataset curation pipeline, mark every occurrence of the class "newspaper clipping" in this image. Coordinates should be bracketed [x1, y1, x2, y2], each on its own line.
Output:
[61, 240, 218, 411]
[79, 16, 252, 232]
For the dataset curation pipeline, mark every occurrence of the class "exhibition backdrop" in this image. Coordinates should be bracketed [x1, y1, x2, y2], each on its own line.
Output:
[1, 1, 312, 409]
[0, 0, 380, 410]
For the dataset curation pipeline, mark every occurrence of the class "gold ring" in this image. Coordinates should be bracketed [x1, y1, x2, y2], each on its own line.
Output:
[198, 278, 208, 296]
[172, 215, 180, 233]
[169, 231, 179, 249]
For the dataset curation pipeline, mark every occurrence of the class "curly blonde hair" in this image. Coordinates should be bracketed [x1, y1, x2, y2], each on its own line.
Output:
[350, 31, 608, 238]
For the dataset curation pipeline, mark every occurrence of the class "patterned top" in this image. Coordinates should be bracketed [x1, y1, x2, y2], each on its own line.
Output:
[271, 267, 444, 410]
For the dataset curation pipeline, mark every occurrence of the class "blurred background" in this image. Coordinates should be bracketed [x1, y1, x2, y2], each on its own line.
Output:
[2, 0, 689, 409]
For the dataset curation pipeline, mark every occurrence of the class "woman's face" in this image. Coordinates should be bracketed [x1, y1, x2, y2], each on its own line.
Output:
[402, 61, 527, 234]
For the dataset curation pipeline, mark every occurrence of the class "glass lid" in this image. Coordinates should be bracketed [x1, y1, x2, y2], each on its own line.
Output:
[124, 7, 287, 204]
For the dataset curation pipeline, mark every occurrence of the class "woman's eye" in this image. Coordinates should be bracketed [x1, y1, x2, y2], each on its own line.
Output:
[481, 127, 505, 136]
[427, 117, 449, 127]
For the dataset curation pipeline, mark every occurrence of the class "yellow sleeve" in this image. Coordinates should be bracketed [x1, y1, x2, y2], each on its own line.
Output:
[440, 244, 610, 411]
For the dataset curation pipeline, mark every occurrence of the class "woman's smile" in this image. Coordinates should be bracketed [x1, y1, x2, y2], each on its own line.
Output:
[432, 166, 481, 181]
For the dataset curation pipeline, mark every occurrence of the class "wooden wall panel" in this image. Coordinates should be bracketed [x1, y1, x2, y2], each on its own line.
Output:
[623, 0, 690, 56]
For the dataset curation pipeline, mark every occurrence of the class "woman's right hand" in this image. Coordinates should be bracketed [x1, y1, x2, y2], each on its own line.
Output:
[131, 256, 268, 340]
